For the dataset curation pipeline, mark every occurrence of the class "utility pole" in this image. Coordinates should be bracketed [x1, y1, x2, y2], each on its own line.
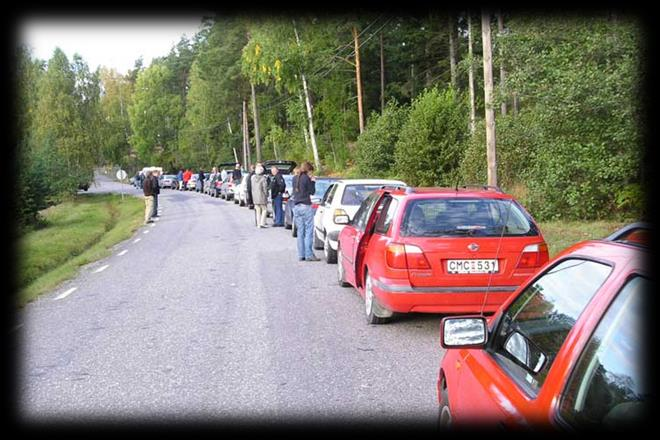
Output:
[497, 12, 507, 116]
[448, 13, 457, 88]
[468, 13, 476, 135]
[380, 32, 385, 114]
[293, 20, 321, 171]
[481, 10, 498, 187]
[353, 26, 365, 134]
[250, 82, 262, 162]
[242, 101, 248, 168]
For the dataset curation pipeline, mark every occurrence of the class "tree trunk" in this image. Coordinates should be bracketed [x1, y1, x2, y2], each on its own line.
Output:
[353, 26, 365, 134]
[250, 82, 262, 163]
[497, 12, 507, 116]
[380, 32, 385, 114]
[241, 101, 247, 167]
[481, 11, 498, 187]
[448, 14, 457, 88]
[410, 63, 415, 97]
[467, 13, 476, 135]
[293, 20, 321, 171]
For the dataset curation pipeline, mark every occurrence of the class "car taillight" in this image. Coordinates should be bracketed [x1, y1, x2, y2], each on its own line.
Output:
[385, 243, 431, 270]
[385, 244, 407, 269]
[334, 209, 349, 224]
[311, 203, 319, 209]
[516, 243, 549, 269]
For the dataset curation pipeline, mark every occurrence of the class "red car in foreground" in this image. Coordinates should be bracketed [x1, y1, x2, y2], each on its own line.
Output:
[437, 222, 651, 429]
[336, 186, 549, 324]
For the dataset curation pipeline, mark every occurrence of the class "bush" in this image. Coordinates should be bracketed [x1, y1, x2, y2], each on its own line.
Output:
[394, 87, 468, 186]
[355, 100, 408, 178]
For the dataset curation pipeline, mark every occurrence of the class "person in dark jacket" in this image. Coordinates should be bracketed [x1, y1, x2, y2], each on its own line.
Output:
[151, 169, 161, 218]
[196, 169, 205, 192]
[270, 166, 286, 227]
[291, 161, 318, 261]
[232, 163, 242, 182]
[245, 164, 256, 209]
[176, 168, 184, 190]
[142, 170, 155, 225]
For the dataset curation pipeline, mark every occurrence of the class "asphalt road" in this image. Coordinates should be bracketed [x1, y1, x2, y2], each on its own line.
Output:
[17, 173, 446, 427]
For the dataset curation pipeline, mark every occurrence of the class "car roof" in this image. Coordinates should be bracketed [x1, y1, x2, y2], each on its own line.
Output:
[337, 179, 407, 185]
[554, 224, 650, 274]
[384, 186, 514, 200]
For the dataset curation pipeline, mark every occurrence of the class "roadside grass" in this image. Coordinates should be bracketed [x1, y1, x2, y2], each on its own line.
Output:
[538, 220, 628, 258]
[17, 193, 143, 306]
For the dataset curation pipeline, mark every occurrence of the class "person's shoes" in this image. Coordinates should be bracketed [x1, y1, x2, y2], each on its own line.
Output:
[259, 225, 269, 228]
[152, 214, 159, 217]
[145, 220, 154, 225]
[305, 256, 321, 262]
[299, 257, 305, 261]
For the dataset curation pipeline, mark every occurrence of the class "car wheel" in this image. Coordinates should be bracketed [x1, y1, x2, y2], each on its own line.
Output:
[364, 272, 391, 325]
[337, 248, 350, 287]
[437, 377, 452, 429]
[234, 197, 239, 204]
[313, 230, 324, 250]
[324, 236, 337, 264]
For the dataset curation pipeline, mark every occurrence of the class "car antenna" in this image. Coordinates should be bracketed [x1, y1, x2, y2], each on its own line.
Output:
[480, 198, 513, 317]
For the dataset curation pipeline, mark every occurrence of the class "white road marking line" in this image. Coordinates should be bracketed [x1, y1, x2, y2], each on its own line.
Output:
[54, 287, 77, 301]
[143, 230, 150, 234]
[133, 238, 141, 243]
[93, 264, 110, 273]
[118, 250, 128, 256]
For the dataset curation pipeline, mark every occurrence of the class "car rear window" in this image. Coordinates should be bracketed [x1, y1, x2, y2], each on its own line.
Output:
[400, 198, 538, 237]
[341, 184, 385, 206]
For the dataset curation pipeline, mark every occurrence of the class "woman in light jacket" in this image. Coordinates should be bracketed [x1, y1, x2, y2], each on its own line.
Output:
[250, 163, 269, 228]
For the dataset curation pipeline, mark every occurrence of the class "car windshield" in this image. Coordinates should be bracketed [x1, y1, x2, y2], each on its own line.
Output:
[314, 180, 334, 199]
[340, 184, 385, 206]
[401, 198, 537, 237]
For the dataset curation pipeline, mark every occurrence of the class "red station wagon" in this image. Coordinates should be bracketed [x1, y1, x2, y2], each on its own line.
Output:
[336, 185, 549, 324]
[437, 223, 652, 429]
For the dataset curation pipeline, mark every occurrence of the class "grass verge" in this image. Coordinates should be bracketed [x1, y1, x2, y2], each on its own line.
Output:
[538, 220, 628, 258]
[17, 193, 144, 306]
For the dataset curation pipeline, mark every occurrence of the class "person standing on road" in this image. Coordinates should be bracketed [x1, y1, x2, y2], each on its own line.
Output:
[142, 170, 155, 225]
[251, 163, 269, 228]
[270, 166, 286, 227]
[245, 163, 256, 209]
[151, 169, 161, 218]
[176, 168, 184, 190]
[232, 163, 242, 182]
[291, 161, 318, 261]
[197, 169, 205, 193]
[183, 168, 192, 191]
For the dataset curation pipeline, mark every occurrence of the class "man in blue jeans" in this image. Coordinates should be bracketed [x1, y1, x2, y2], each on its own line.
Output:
[291, 161, 319, 261]
[270, 166, 286, 227]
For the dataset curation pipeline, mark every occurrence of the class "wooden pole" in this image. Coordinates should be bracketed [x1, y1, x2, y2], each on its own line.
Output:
[481, 10, 498, 187]
[380, 32, 385, 114]
[448, 14, 457, 88]
[468, 13, 476, 135]
[353, 26, 365, 134]
[250, 82, 262, 162]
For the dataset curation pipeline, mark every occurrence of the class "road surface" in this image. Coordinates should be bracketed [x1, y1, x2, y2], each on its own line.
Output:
[18, 173, 445, 427]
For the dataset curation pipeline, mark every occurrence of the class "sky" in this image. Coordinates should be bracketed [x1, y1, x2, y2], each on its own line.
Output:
[19, 17, 206, 74]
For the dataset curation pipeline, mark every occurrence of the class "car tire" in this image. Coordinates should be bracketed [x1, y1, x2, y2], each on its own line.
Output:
[364, 272, 391, 325]
[234, 197, 239, 204]
[437, 377, 452, 429]
[313, 230, 324, 250]
[337, 247, 351, 287]
[324, 236, 337, 264]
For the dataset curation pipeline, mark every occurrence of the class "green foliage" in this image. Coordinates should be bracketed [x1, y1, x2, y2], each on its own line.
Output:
[394, 87, 468, 186]
[355, 100, 407, 178]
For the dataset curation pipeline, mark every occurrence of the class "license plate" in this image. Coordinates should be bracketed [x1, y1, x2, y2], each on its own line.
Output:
[447, 259, 499, 274]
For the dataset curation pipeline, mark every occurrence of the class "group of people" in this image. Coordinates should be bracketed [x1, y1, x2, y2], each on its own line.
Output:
[140, 160, 320, 261]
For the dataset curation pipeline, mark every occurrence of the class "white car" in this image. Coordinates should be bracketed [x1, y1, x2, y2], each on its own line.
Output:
[313, 179, 406, 263]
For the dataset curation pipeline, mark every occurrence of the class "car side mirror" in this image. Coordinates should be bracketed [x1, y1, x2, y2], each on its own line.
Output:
[503, 331, 547, 374]
[441, 316, 488, 349]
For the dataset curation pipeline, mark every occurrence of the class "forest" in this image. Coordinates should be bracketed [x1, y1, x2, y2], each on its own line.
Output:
[15, 11, 646, 229]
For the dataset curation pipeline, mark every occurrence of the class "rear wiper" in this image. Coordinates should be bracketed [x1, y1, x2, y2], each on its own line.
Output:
[425, 229, 474, 236]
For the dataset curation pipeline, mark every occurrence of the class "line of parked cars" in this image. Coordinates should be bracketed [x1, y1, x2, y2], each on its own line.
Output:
[177, 160, 652, 429]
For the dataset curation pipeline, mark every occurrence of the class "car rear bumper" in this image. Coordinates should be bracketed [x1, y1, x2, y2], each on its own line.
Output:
[371, 276, 517, 314]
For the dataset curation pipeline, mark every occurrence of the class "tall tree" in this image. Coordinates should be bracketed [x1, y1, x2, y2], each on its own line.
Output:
[497, 12, 507, 116]
[448, 13, 457, 88]
[353, 26, 365, 134]
[481, 11, 497, 187]
[467, 13, 477, 135]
